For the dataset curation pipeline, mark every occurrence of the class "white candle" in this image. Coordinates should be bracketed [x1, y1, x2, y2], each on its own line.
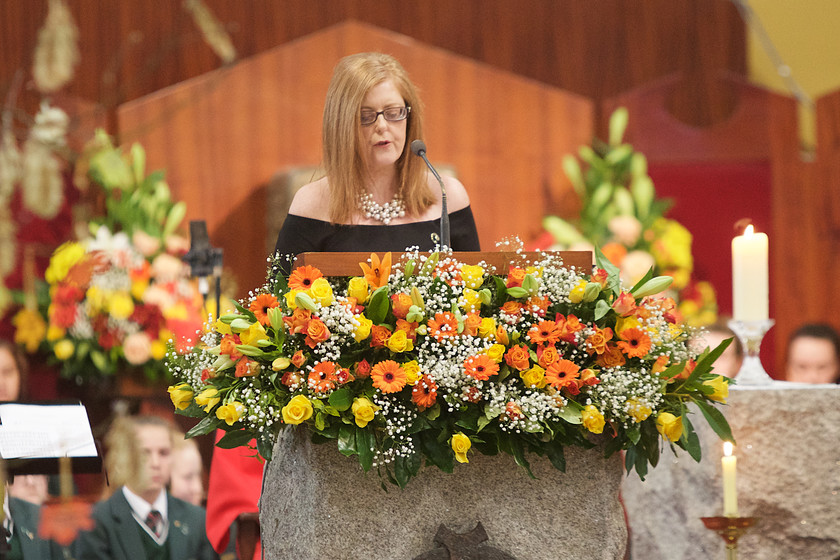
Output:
[732, 225, 769, 321]
[722, 441, 738, 516]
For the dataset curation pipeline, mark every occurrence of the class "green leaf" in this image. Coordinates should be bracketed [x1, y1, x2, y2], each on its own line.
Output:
[337, 426, 357, 457]
[314, 412, 325, 431]
[328, 388, 352, 411]
[216, 430, 254, 449]
[367, 286, 390, 324]
[545, 440, 566, 472]
[418, 431, 454, 473]
[355, 427, 374, 471]
[682, 419, 702, 462]
[477, 415, 491, 433]
[694, 399, 735, 444]
[593, 245, 621, 296]
[506, 286, 528, 299]
[594, 299, 611, 321]
[186, 416, 220, 438]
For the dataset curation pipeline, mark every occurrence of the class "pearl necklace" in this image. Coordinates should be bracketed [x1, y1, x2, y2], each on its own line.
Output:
[358, 192, 405, 225]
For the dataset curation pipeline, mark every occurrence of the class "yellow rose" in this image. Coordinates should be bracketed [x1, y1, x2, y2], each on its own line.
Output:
[353, 314, 373, 342]
[702, 375, 729, 404]
[386, 330, 413, 353]
[568, 279, 587, 303]
[46, 324, 65, 342]
[240, 321, 268, 346]
[581, 405, 605, 434]
[131, 277, 149, 301]
[520, 365, 547, 388]
[168, 383, 194, 411]
[351, 397, 377, 428]
[460, 265, 485, 289]
[451, 432, 471, 464]
[150, 339, 167, 361]
[11, 308, 47, 352]
[403, 361, 422, 385]
[282, 395, 313, 425]
[284, 290, 300, 310]
[347, 277, 369, 303]
[308, 277, 334, 307]
[485, 343, 506, 363]
[108, 291, 135, 320]
[626, 398, 652, 422]
[53, 339, 75, 361]
[615, 315, 642, 337]
[656, 412, 683, 442]
[85, 286, 106, 312]
[216, 402, 245, 426]
[195, 387, 221, 412]
[478, 318, 497, 339]
[214, 318, 233, 336]
[461, 288, 482, 311]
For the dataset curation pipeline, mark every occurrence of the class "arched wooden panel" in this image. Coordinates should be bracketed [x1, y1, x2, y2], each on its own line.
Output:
[116, 21, 593, 294]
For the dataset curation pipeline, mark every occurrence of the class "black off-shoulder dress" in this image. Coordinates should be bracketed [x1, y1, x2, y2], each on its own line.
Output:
[273, 206, 481, 273]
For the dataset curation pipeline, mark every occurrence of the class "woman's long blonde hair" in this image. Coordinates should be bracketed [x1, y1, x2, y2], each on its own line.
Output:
[322, 52, 435, 224]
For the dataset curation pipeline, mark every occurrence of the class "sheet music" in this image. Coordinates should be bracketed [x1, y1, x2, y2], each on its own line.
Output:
[0, 403, 98, 459]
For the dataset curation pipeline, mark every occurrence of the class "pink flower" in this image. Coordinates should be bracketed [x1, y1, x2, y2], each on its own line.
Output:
[612, 292, 636, 317]
[165, 234, 191, 255]
[132, 230, 162, 257]
[123, 332, 152, 365]
[151, 253, 185, 283]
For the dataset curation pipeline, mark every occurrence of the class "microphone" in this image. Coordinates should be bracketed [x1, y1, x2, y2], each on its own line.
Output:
[410, 139, 450, 248]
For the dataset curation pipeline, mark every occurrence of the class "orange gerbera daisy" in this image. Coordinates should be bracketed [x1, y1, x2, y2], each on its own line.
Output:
[428, 312, 459, 342]
[463, 354, 500, 381]
[371, 360, 407, 393]
[545, 359, 581, 390]
[288, 265, 323, 291]
[308, 361, 338, 393]
[616, 327, 652, 358]
[359, 252, 392, 289]
[411, 374, 438, 409]
[528, 320, 562, 346]
[249, 293, 279, 326]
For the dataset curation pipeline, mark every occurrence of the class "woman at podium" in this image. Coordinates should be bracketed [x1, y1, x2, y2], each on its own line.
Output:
[207, 52, 480, 560]
[273, 51, 480, 268]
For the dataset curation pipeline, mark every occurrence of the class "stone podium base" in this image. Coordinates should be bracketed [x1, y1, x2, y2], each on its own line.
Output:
[260, 428, 627, 559]
[622, 385, 840, 560]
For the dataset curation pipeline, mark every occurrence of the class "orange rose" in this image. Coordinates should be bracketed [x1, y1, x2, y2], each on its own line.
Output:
[506, 267, 526, 288]
[585, 327, 614, 355]
[463, 312, 481, 337]
[391, 293, 413, 319]
[612, 292, 637, 317]
[304, 317, 331, 348]
[501, 301, 523, 315]
[591, 268, 609, 288]
[504, 344, 531, 371]
[526, 295, 550, 317]
[291, 350, 307, 368]
[355, 359, 372, 378]
[370, 325, 392, 348]
[395, 318, 418, 340]
[495, 325, 510, 346]
[505, 401, 524, 421]
[537, 344, 559, 368]
[283, 308, 311, 334]
[281, 370, 302, 387]
[235, 358, 260, 377]
[596, 345, 626, 368]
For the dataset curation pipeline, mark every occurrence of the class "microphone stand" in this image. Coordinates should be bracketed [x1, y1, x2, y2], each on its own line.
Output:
[411, 140, 450, 248]
[182, 220, 224, 321]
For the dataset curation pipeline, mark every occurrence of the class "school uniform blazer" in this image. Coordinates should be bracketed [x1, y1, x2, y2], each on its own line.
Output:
[8, 496, 68, 560]
[74, 488, 218, 560]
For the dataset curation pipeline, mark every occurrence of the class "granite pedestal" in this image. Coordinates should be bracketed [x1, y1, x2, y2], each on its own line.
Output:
[261, 427, 628, 559]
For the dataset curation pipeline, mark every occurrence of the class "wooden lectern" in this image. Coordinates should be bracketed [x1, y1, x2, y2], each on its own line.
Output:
[293, 251, 594, 277]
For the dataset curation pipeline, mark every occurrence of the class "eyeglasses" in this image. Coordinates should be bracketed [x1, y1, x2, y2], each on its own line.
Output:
[360, 106, 411, 126]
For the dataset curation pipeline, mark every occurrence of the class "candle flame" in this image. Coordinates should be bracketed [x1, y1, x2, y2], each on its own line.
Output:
[744, 224, 754, 236]
[723, 441, 734, 456]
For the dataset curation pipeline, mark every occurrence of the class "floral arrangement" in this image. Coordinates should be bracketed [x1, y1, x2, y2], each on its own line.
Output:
[169, 247, 733, 487]
[532, 108, 718, 327]
[13, 130, 206, 384]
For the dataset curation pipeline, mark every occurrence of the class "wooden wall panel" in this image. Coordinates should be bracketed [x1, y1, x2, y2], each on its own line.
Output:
[1, 0, 744, 130]
[116, 22, 593, 294]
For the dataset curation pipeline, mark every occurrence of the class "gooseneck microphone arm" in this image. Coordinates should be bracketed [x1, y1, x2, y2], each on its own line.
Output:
[410, 139, 450, 248]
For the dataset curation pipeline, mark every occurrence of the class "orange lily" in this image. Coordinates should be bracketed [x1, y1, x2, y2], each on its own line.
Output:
[359, 252, 392, 289]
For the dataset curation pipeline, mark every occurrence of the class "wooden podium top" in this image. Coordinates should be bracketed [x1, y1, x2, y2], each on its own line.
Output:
[294, 251, 593, 277]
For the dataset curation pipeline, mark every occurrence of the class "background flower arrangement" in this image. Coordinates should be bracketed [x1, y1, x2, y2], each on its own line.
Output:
[531, 108, 718, 327]
[13, 130, 206, 385]
[169, 246, 733, 487]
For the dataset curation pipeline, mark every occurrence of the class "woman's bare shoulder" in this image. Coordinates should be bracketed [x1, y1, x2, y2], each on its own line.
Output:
[287, 177, 331, 220]
[441, 174, 471, 212]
